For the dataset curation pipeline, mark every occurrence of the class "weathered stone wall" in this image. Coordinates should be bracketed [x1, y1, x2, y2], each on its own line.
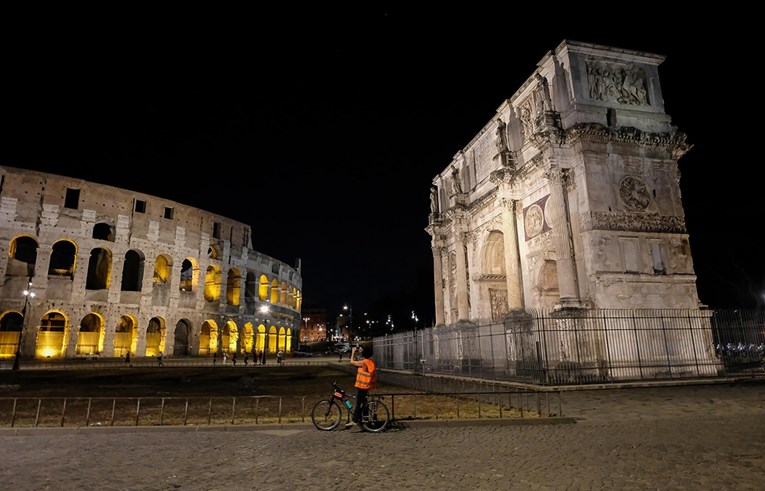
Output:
[428, 40, 698, 326]
[0, 165, 302, 360]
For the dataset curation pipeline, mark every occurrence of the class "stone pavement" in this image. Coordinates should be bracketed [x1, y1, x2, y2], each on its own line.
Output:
[0, 380, 763, 490]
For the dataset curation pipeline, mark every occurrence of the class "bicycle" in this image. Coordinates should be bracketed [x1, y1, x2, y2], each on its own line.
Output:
[311, 381, 390, 432]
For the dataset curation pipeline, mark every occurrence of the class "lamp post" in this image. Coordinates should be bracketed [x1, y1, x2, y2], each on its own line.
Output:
[12, 278, 36, 371]
[303, 317, 310, 344]
[343, 304, 353, 340]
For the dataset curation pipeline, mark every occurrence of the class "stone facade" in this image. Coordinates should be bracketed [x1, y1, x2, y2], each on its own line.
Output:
[427, 40, 699, 326]
[0, 165, 302, 362]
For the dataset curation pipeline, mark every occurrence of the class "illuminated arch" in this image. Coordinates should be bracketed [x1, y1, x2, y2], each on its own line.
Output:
[255, 324, 267, 354]
[200, 320, 219, 356]
[114, 314, 138, 357]
[204, 264, 222, 302]
[76, 312, 104, 356]
[268, 325, 277, 354]
[0, 311, 23, 359]
[280, 281, 288, 305]
[154, 254, 172, 284]
[269, 279, 279, 304]
[241, 322, 255, 354]
[180, 257, 199, 292]
[226, 268, 241, 306]
[35, 310, 69, 359]
[295, 289, 302, 311]
[144, 316, 166, 357]
[221, 321, 238, 354]
[258, 274, 269, 301]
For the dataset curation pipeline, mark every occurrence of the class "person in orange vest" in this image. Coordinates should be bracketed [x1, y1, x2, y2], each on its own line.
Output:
[346, 345, 377, 429]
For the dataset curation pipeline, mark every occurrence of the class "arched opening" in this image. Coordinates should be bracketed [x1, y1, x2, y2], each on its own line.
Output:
[48, 240, 76, 277]
[241, 323, 254, 354]
[204, 265, 222, 302]
[144, 317, 165, 357]
[7, 236, 37, 277]
[113, 314, 137, 357]
[258, 275, 269, 301]
[268, 326, 277, 354]
[92, 222, 114, 241]
[76, 313, 103, 355]
[86, 247, 112, 290]
[173, 319, 192, 356]
[36, 311, 67, 359]
[0, 312, 23, 359]
[226, 268, 241, 306]
[120, 249, 144, 291]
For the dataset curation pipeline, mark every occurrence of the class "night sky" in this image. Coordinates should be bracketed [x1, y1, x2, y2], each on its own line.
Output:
[1, 7, 760, 326]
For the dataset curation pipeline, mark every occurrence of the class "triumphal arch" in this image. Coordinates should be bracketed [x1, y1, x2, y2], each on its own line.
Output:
[424, 40, 716, 381]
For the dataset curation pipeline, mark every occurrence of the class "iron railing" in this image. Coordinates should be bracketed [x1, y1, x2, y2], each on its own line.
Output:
[0, 389, 561, 428]
[375, 308, 765, 386]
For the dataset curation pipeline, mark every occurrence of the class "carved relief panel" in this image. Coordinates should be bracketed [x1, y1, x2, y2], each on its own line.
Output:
[523, 195, 551, 241]
[585, 61, 648, 106]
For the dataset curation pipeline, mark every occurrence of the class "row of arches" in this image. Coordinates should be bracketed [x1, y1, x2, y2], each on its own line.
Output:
[0, 310, 294, 360]
[9, 235, 303, 310]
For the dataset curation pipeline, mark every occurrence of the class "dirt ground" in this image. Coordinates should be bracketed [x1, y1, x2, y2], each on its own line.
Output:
[0, 365, 530, 426]
[0, 365, 363, 399]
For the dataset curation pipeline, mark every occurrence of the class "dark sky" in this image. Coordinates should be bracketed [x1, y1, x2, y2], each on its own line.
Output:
[1, 7, 760, 324]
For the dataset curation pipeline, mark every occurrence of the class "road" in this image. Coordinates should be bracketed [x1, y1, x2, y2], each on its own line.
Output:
[1, 380, 763, 490]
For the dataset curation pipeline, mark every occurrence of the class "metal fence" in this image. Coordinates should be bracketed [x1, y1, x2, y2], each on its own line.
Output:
[375, 308, 765, 386]
[0, 389, 561, 429]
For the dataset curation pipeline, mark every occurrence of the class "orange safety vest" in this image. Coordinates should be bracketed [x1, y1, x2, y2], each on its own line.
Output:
[354, 358, 377, 390]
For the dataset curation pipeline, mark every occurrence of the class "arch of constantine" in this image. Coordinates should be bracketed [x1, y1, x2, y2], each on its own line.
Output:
[0, 165, 302, 363]
[419, 40, 720, 382]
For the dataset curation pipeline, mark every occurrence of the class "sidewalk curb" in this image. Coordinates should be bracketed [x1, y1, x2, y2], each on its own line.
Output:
[0, 416, 575, 436]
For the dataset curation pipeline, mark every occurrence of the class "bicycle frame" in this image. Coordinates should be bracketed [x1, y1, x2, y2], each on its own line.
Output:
[311, 381, 389, 432]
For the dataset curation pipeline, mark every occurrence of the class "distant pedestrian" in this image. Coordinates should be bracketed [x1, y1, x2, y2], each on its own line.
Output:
[261, 350, 266, 365]
[277, 350, 284, 365]
[223, 352, 228, 365]
[232, 352, 237, 367]
[157, 352, 164, 367]
[125, 351, 131, 367]
[244, 354, 249, 367]
[213, 352, 217, 365]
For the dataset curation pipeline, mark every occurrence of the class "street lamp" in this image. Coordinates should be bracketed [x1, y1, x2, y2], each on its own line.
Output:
[12, 278, 36, 371]
[343, 304, 353, 339]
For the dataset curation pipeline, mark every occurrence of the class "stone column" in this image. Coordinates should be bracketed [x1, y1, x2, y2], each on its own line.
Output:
[440, 248, 453, 324]
[545, 164, 581, 307]
[454, 232, 470, 321]
[432, 246, 445, 325]
[501, 198, 523, 310]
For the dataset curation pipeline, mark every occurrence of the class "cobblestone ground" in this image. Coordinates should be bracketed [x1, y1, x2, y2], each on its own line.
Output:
[1, 382, 763, 490]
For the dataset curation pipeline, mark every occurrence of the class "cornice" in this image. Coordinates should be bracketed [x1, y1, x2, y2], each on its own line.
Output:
[565, 123, 692, 158]
[580, 211, 687, 233]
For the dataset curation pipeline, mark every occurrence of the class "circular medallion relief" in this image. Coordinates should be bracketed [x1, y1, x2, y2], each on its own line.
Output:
[525, 204, 544, 238]
[619, 176, 651, 210]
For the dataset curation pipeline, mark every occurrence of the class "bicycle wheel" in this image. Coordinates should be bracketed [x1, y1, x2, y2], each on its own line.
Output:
[361, 399, 389, 432]
[311, 399, 342, 431]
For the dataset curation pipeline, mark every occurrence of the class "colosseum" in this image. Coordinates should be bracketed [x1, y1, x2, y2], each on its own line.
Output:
[0, 165, 303, 366]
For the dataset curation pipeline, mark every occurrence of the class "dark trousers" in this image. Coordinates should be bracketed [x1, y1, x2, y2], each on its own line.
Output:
[353, 387, 368, 423]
